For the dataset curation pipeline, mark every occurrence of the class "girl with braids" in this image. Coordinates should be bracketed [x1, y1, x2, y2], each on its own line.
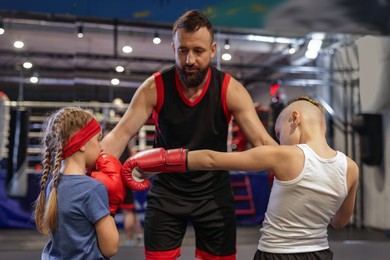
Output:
[33, 107, 126, 259]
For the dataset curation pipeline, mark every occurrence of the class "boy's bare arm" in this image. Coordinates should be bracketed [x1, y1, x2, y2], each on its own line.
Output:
[330, 158, 359, 229]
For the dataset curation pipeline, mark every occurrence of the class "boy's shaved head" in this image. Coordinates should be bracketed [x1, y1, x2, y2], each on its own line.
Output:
[282, 96, 324, 117]
[288, 96, 324, 113]
[278, 96, 326, 133]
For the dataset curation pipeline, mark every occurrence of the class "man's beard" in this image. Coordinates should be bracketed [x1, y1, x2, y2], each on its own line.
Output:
[177, 65, 209, 89]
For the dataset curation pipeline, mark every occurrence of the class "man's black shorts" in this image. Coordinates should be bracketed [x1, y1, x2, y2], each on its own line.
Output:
[144, 192, 237, 259]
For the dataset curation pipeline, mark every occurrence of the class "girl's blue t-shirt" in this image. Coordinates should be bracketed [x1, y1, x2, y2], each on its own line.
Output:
[42, 174, 110, 260]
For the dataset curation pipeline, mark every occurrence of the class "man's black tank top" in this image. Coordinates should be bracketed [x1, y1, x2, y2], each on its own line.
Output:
[150, 66, 232, 199]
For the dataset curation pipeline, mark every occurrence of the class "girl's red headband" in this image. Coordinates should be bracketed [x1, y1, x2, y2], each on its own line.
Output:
[62, 118, 101, 159]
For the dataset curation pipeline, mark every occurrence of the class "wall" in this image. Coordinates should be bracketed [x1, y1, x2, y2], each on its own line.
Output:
[356, 36, 390, 229]
[321, 35, 390, 229]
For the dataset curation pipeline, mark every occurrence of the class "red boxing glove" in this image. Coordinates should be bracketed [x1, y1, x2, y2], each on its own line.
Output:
[122, 161, 151, 191]
[91, 153, 126, 217]
[121, 148, 187, 191]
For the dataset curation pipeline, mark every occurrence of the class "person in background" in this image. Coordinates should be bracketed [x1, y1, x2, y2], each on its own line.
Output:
[102, 9, 277, 260]
[118, 138, 145, 247]
[33, 107, 126, 259]
[126, 96, 359, 260]
[120, 187, 145, 247]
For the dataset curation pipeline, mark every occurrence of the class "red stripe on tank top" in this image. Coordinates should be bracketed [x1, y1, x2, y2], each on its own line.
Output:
[152, 72, 164, 132]
[153, 72, 164, 113]
[221, 73, 232, 123]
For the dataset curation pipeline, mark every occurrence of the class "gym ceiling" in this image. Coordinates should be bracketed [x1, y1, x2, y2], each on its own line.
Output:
[0, 0, 388, 102]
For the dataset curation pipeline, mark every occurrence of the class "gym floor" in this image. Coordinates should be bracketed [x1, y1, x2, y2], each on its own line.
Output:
[1, 225, 390, 260]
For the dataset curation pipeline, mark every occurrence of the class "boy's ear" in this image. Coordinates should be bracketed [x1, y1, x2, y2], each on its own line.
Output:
[79, 146, 86, 152]
[290, 111, 301, 127]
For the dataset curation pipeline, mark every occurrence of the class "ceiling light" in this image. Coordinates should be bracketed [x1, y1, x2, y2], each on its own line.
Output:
[115, 65, 125, 72]
[14, 40, 24, 49]
[23, 61, 33, 69]
[0, 20, 4, 35]
[30, 72, 39, 84]
[77, 25, 84, 38]
[305, 37, 323, 60]
[247, 34, 293, 44]
[222, 53, 232, 61]
[288, 45, 296, 54]
[224, 39, 230, 50]
[288, 48, 296, 54]
[153, 32, 161, 45]
[122, 45, 133, 53]
[111, 78, 120, 85]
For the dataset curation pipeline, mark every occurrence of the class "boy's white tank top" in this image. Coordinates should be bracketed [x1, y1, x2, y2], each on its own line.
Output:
[258, 144, 348, 254]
